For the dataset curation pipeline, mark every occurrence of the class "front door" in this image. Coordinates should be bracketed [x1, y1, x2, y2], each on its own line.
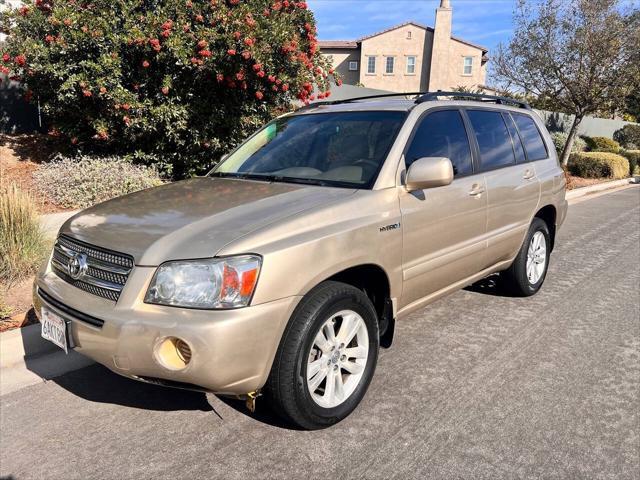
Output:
[399, 109, 487, 310]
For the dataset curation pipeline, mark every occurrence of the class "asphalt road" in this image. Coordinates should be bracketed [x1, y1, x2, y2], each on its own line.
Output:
[1, 187, 639, 480]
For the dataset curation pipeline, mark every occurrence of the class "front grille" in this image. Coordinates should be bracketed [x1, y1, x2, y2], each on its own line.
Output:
[51, 235, 134, 302]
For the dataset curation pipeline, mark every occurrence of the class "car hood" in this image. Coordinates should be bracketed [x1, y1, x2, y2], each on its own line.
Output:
[61, 177, 356, 265]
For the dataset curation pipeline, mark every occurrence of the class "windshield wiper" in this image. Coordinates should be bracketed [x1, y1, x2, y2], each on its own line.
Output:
[212, 172, 352, 188]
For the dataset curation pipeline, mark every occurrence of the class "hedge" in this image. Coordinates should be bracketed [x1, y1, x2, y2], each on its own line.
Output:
[33, 155, 164, 208]
[568, 152, 630, 179]
[583, 136, 621, 153]
[620, 150, 640, 176]
[613, 124, 640, 150]
[551, 131, 586, 156]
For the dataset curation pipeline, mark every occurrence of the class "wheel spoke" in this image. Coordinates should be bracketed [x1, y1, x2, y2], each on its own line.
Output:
[334, 371, 345, 401]
[308, 366, 327, 392]
[323, 368, 336, 402]
[342, 360, 364, 374]
[345, 346, 368, 359]
[337, 313, 360, 345]
[307, 358, 323, 380]
[323, 321, 337, 345]
[314, 330, 330, 353]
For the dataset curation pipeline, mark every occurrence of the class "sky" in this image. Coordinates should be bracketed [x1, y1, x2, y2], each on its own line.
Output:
[307, 0, 519, 54]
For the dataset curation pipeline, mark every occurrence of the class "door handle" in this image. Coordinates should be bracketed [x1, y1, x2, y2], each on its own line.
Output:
[523, 169, 535, 180]
[468, 184, 485, 196]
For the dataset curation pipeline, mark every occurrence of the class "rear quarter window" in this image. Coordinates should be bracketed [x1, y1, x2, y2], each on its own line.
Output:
[511, 113, 548, 161]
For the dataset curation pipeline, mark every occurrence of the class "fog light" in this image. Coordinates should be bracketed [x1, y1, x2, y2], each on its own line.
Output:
[155, 337, 192, 370]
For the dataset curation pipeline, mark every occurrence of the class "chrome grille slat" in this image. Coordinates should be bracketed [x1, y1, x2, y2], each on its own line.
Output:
[56, 243, 131, 275]
[52, 235, 134, 301]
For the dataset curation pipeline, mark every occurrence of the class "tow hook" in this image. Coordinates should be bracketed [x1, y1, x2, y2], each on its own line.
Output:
[246, 390, 261, 413]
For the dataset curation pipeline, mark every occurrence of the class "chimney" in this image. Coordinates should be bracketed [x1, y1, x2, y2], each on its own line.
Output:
[428, 0, 453, 91]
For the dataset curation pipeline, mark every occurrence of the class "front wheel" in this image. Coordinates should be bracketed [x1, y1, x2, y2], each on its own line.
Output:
[265, 281, 379, 429]
[501, 217, 551, 296]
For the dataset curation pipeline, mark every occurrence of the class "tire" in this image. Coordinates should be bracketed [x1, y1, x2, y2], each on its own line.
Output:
[502, 217, 551, 297]
[265, 281, 379, 430]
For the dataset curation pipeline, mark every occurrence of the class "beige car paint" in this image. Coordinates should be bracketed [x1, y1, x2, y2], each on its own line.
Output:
[34, 99, 568, 396]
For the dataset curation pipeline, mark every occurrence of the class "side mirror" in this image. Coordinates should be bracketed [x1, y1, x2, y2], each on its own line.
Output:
[405, 157, 454, 191]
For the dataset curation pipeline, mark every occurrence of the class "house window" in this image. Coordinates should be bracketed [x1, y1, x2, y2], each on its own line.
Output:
[385, 56, 395, 74]
[407, 30, 412, 39]
[463, 56, 473, 75]
[367, 56, 376, 74]
[406, 56, 416, 74]
[348, 61, 358, 71]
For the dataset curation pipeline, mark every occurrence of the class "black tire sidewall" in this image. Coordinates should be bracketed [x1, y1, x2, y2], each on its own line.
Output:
[277, 283, 379, 428]
[518, 218, 551, 294]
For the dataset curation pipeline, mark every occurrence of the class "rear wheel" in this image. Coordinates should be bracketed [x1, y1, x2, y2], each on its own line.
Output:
[266, 281, 379, 429]
[502, 217, 551, 296]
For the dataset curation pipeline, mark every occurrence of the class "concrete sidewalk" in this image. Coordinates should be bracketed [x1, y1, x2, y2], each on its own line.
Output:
[39, 209, 79, 237]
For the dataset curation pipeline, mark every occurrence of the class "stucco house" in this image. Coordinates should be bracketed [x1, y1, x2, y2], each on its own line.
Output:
[319, 0, 488, 93]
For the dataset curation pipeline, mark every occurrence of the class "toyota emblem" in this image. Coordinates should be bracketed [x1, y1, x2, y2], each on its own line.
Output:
[67, 252, 88, 280]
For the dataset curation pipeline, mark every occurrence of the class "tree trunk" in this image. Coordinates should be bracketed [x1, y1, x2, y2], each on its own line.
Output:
[560, 114, 583, 166]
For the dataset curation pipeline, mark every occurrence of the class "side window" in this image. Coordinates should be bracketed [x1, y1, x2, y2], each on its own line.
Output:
[405, 110, 473, 177]
[467, 110, 516, 170]
[512, 113, 548, 160]
[503, 113, 526, 164]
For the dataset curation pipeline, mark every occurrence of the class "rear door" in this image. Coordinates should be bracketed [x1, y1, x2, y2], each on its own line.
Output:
[399, 109, 487, 309]
[465, 109, 541, 269]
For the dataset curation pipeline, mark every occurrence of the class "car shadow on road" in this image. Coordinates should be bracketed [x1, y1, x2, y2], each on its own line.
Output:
[464, 273, 519, 297]
[50, 363, 216, 413]
[216, 395, 303, 430]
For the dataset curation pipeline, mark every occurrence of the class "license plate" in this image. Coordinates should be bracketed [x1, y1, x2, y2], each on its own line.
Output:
[41, 307, 68, 353]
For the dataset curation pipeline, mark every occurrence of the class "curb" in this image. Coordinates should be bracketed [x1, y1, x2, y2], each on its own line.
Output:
[0, 323, 94, 396]
[566, 177, 637, 200]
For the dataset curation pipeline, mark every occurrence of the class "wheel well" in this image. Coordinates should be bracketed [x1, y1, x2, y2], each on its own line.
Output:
[326, 264, 394, 347]
[535, 205, 557, 251]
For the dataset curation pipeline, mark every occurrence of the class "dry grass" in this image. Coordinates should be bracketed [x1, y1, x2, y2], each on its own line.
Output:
[0, 183, 49, 288]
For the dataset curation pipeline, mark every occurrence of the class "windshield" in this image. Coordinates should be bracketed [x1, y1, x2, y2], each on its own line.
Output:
[211, 111, 406, 188]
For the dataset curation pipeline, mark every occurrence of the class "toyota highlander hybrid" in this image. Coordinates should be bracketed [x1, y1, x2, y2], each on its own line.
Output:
[34, 92, 567, 429]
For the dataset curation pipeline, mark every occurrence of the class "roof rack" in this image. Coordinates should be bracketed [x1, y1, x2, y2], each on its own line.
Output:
[295, 90, 531, 111]
[296, 92, 426, 111]
[415, 91, 531, 109]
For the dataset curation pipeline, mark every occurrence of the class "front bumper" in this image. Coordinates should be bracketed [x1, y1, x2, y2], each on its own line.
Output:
[34, 260, 301, 395]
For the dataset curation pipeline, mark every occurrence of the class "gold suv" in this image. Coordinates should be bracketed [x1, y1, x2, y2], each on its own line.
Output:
[34, 92, 568, 429]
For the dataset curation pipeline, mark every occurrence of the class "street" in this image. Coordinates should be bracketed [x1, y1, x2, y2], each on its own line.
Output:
[1, 187, 639, 480]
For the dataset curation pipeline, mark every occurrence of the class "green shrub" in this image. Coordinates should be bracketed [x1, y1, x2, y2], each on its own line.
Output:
[582, 136, 621, 153]
[0, 0, 335, 178]
[0, 184, 49, 287]
[620, 150, 640, 176]
[33, 155, 164, 209]
[613, 124, 640, 149]
[568, 152, 630, 179]
[551, 132, 586, 156]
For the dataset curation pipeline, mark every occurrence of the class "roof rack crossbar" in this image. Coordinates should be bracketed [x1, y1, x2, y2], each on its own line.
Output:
[415, 91, 531, 109]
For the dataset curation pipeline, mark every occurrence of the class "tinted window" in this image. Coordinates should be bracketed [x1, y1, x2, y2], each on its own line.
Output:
[405, 110, 473, 176]
[503, 113, 527, 164]
[467, 110, 515, 170]
[512, 113, 548, 160]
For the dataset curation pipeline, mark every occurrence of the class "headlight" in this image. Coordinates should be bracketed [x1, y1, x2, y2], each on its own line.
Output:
[144, 255, 261, 309]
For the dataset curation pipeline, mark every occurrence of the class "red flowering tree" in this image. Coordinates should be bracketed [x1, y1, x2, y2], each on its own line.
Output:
[0, 0, 336, 177]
